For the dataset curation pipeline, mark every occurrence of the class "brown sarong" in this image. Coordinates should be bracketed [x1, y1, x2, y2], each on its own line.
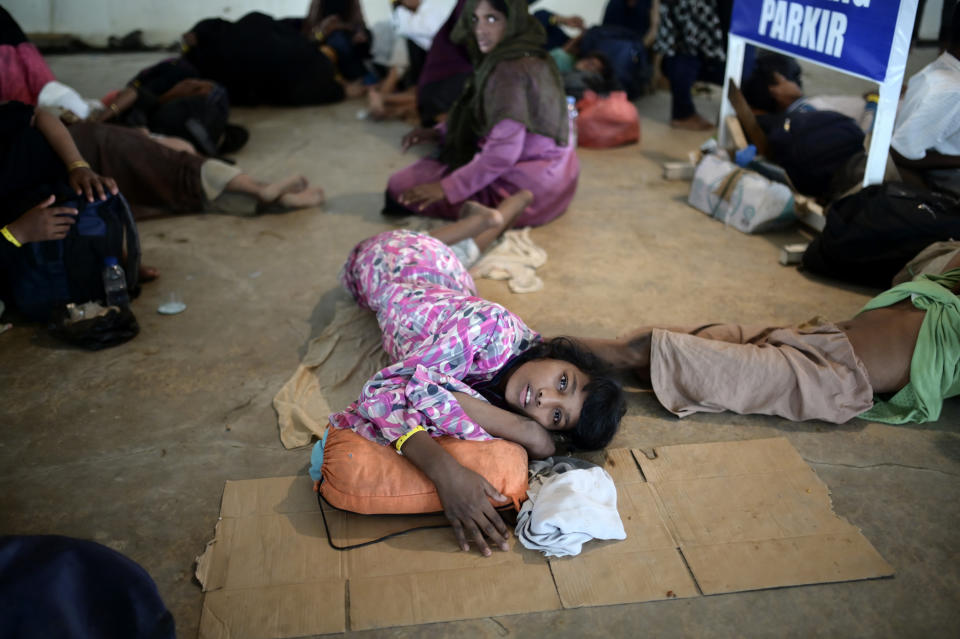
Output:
[69, 122, 206, 219]
[650, 320, 875, 424]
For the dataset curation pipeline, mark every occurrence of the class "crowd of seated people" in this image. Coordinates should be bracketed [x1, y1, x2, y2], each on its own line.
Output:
[1, 0, 958, 561]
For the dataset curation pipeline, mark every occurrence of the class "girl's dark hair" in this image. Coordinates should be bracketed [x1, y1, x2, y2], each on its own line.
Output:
[525, 336, 626, 450]
[582, 50, 617, 89]
[741, 53, 803, 112]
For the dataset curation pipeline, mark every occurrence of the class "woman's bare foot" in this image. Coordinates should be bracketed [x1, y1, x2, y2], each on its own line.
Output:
[431, 190, 534, 248]
[258, 175, 308, 204]
[367, 89, 386, 120]
[278, 186, 325, 209]
[459, 201, 504, 231]
[671, 113, 714, 130]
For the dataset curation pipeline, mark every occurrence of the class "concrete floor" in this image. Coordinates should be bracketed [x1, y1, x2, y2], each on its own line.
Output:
[1, 50, 958, 638]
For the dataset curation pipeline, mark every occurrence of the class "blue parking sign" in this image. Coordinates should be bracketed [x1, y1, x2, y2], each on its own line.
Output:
[730, 0, 908, 82]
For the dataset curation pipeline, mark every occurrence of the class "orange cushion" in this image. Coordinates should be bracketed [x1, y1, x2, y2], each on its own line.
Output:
[318, 426, 529, 515]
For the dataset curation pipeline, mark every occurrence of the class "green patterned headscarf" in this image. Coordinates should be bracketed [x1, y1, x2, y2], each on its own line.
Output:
[438, 0, 568, 169]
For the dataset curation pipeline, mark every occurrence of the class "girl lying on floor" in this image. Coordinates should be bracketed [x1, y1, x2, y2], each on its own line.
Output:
[330, 191, 626, 556]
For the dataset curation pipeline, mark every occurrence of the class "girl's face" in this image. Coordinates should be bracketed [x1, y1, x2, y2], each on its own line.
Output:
[472, 0, 508, 54]
[503, 358, 589, 432]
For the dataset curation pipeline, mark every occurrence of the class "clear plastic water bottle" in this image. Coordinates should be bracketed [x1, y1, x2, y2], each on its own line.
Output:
[566, 95, 578, 148]
[102, 256, 130, 307]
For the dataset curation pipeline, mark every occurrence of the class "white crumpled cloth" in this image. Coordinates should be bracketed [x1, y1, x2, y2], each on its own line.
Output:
[516, 457, 626, 557]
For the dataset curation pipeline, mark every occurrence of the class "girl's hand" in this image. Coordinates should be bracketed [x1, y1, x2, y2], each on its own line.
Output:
[401, 126, 441, 152]
[399, 182, 445, 210]
[434, 463, 510, 556]
[69, 166, 118, 203]
[6, 195, 78, 244]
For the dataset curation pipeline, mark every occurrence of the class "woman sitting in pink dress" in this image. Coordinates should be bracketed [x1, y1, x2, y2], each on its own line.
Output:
[383, 0, 579, 228]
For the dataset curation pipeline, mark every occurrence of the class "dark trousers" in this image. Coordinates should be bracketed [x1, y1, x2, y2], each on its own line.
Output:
[663, 46, 755, 120]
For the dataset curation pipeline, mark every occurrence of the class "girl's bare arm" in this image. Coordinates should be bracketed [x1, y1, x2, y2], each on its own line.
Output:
[452, 392, 555, 459]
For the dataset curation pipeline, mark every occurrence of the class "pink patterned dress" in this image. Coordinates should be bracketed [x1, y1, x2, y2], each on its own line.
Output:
[330, 229, 541, 446]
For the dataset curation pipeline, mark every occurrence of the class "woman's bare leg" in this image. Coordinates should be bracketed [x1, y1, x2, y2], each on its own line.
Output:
[429, 190, 533, 251]
[224, 173, 304, 201]
[470, 189, 532, 251]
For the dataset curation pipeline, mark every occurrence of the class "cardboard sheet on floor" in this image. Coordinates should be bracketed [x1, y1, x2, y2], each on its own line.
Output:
[195, 438, 892, 638]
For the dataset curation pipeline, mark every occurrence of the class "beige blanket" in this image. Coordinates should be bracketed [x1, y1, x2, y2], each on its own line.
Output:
[273, 302, 389, 449]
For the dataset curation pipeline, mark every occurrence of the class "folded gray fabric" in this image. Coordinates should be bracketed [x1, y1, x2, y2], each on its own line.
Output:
[516, 458, 626, 557]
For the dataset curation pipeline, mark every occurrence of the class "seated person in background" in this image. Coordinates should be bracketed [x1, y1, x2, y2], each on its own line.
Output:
[391, 0, 457, 82]
[412, 0, 544, 125]
[741, 53, 876, 132]
[94, 58, 246, 157]
[0, 100, 123, 304]
[415, 0, 473, 125]
[0, 7, 102, 119]
[0, 6, 55, 106]
[584, 0, 658, 99]
[532, 9, 585, 51]
[332, 192, 625, 556]
[578, 247, 960, 426]
[366, 0, 457, 121]
[301, 0, 371, 94]
[182, 12, 345, 106]
[531, 12, 622, 99]
[890, 7, 960, 198]
[653, 0, 726, 130]
[735, 53, 895, 202]
[385, 0, 579, 228]
[68, 121, 324, 220]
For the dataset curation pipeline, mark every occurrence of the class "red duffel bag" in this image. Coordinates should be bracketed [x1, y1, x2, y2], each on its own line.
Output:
[576, 90, 640, 148]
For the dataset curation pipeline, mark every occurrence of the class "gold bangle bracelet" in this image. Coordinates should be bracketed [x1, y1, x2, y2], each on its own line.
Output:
[1, 225, 23, 248]
[109, 103, 120, 115]
[67, 160, 91, 172]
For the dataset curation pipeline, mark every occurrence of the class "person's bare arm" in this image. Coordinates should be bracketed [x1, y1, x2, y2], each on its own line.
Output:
[400, 430, 510, 556]
[95, 87, 138, 122]
[303, 0, 323, 34]
[561, 34, 583, 55]
[576, 334, 652, 371]
[452, 392, 555, 458]
[891, 147, 960, 169]
[33, 109, 118, 202]
[644, 0, 661, 47]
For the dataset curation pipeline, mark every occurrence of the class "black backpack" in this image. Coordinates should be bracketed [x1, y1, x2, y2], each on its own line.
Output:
[765, 110, 865, 200]
[10, 193, 141, 321]
[802, 183, 960, 288]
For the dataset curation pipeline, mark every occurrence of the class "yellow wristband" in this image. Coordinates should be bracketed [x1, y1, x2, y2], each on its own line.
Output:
[394, 425, 427, 453]
[67, 160, 90, 172]
[1, 226, 22, 248]
[109, 103, 120, 115]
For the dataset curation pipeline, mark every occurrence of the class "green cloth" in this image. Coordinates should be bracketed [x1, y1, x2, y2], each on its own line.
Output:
[550, 48, 575, 73]
[439, 0, 568, 169]
[858, 268, 960, 424]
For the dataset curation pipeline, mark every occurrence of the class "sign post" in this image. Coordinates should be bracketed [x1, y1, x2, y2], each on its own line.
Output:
[718, 0, 919, 187]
